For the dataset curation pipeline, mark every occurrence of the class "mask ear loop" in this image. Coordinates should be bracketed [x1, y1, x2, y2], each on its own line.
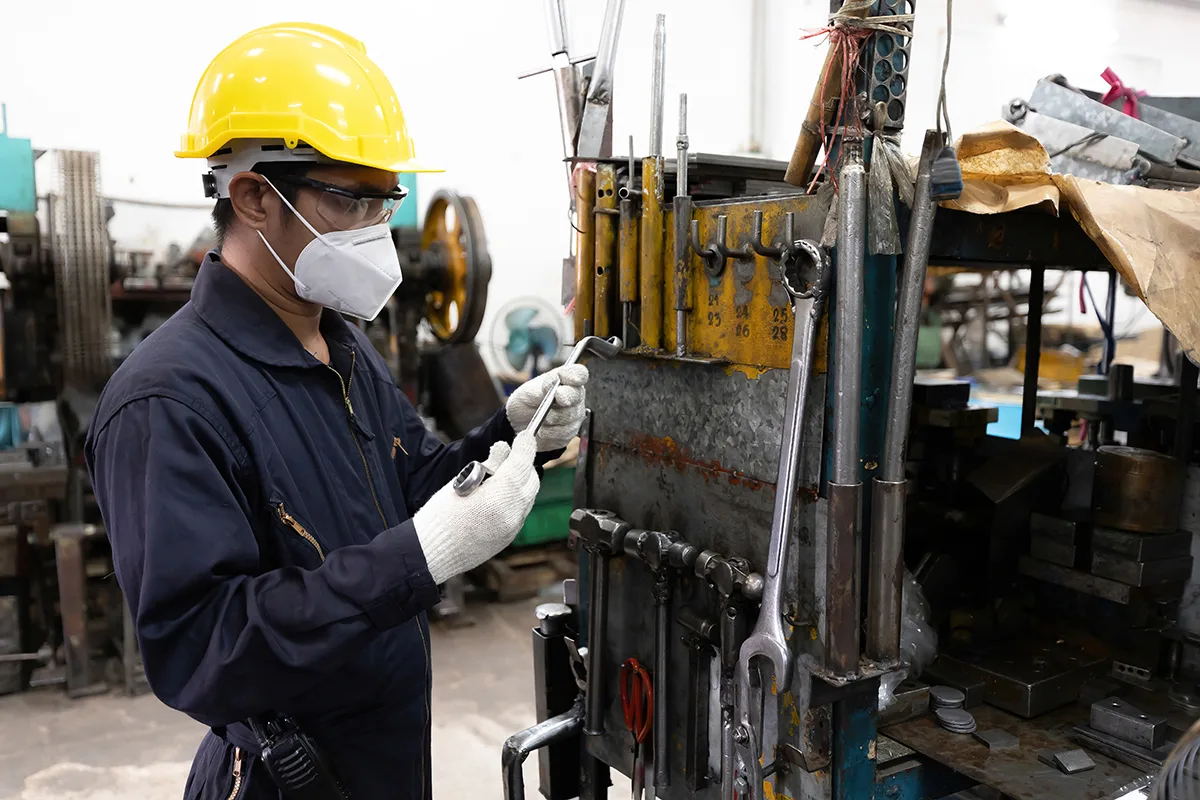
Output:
[256, 174, 329, 290]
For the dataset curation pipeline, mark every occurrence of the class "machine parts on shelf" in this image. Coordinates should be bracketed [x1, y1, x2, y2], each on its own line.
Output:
[936, 708, 977, 735]
[1029, 512, 1092, 570]
[934, 641, 1104, 719]
[1092, 446, 1185, 535]
[453, 336, 621, 496]
[973, 729, 1019, 751]
[1038, 748, 1096, 775]
[418, 190, 492, 345]
[732, 236, 827, 798]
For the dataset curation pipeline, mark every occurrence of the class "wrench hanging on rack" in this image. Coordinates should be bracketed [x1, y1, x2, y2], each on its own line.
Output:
[732, 241, 828, 799]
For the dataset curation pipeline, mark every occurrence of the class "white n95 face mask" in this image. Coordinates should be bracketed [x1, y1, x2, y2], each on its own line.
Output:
[257, 177, 403, 321]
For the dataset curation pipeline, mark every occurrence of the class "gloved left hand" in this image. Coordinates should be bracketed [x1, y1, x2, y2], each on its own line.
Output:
[505, 364, 589, 452]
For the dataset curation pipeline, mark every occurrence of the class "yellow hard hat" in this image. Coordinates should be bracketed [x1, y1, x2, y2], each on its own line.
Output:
[176, 22, 439, 174]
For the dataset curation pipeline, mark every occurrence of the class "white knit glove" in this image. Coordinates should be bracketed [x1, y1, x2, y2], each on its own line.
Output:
[505, 364, 589, 452]
[414, 431, 540, 585]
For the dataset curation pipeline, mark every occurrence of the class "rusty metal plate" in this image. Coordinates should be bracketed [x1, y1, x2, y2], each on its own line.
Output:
[884, 704, 1142, 800]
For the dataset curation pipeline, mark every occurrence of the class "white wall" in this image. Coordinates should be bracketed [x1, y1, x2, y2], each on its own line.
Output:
[2, 0, 1197, 348]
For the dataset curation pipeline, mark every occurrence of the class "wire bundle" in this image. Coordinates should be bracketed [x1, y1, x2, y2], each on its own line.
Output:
[1153, 716, 1200, 799]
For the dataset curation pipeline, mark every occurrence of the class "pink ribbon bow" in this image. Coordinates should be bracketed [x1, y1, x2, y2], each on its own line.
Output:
[1101, 67, 1147, 119]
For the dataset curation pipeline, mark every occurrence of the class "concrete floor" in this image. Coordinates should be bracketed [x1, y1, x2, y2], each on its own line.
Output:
[0, 598, 585, 800]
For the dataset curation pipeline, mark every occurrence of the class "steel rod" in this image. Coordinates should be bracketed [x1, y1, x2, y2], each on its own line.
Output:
[585, 551, 609, 736]
[867, 131, 942, 664]
[654, 574, 670, 788]
[503, 696, 585, 800]
[1021, 270, 1045, 435]
[574, 170, 596, 341]
[673, 93, 691, 357]
[650, 15, 666, 158]
[576, 0, 627, 157]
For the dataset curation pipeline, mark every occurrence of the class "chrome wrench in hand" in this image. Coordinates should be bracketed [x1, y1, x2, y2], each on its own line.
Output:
[732, 243, 827, 798]
[452, 335, 622, 496]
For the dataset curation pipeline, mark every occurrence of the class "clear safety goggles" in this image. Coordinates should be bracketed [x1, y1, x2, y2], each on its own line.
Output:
[274, 174, 409, 230]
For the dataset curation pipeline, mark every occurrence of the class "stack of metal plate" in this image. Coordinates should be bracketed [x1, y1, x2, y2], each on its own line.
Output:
[930, 685, 965, 711]
[935, 708, 977, 735]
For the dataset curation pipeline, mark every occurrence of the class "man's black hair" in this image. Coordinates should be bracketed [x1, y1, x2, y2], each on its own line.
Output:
[211, 161, 315, 245]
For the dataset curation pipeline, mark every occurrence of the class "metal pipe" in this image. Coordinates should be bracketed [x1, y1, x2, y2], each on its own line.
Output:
[544, 0, 568, 54]
[1021, 270, 1045, 435]
[719, 604, 740, 800]
[503, 695, 586, 800]
[653, 573, 671, 788]
[1103, 268, 1118, 375]
[595, 164, 618, 337]
[619, 140, 640, 345]
[574, 169, 596, 341]
[867, 130, 942, 664]
[674, 94, 691, 357]
[576, 0, 628, 157]
[640, 156, 665, 349]
[585, 550, 609, 736]
[826, 146, 866, 677]
[831, 147, 865, 485]
[650, 14, 666, 159]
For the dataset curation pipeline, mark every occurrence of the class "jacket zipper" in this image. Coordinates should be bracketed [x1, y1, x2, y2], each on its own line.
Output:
[328, 348, 431, 799]
[276, 504, 325, 561]
[325, 350, 388, 527]
[226, 747, 243, 800]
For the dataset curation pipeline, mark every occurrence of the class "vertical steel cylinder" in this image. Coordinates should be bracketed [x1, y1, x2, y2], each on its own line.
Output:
[831, 149, 866, 485]
[866, 479, 906, 662]
[826, 147, 866, 677]
[594, 165, 618, 338]
[674, 94, 690, 357]
[639, 157, 665, 349]
[868, 130, 943, 665]
[573, 169, 596, 341]
[653, 574, 670, 788]
[584, 552, 609, 736]
[618, 195, 639, 304]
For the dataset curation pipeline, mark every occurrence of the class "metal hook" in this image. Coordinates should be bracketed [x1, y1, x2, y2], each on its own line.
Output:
[712, 215, 754, 263]
[751, 211, 801, 264]
[689, 219, 723, 275]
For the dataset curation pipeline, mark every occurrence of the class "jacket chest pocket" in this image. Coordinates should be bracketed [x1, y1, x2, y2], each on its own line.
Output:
[269, 496, 327, 567]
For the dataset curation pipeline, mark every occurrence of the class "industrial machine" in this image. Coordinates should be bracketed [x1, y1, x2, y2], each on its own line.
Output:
[501, 2, 1200, 799]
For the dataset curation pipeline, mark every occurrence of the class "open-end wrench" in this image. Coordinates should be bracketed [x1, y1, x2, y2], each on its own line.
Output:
[453, 335, 622, 496]
[732, 242, 828, 798]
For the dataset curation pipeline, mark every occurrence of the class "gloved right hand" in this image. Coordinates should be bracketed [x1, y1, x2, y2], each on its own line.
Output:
[413, 431, 541, 585]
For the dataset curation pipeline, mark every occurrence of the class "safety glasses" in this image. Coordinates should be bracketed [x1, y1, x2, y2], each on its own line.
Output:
[274, 174, 409, 229]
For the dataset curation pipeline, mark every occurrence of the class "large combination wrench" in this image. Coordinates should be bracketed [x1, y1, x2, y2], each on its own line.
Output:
[732, 242, 827, 798]
[453, 335, 622, 496]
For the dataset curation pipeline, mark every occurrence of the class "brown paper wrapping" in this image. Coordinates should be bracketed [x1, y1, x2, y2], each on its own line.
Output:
[933, 121, 1200, 363]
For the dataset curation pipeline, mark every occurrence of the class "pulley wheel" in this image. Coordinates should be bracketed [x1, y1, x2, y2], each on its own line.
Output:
[420, 190, 491, 344]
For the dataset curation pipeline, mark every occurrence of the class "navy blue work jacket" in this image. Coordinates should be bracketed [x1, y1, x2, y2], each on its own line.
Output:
[86, 252, 518, 799]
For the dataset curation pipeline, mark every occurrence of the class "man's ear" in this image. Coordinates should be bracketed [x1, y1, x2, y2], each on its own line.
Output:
[228, 172, 275, 231]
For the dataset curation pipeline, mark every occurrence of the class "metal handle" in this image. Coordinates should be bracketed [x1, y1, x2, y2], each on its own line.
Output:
[454, 336, 622, 497]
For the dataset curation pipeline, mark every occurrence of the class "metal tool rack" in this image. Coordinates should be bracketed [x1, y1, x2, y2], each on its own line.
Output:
[501, 1, 1193, 798]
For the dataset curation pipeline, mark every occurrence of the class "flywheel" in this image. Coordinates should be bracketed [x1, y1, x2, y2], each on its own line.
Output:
[420, 190, 492, 344]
